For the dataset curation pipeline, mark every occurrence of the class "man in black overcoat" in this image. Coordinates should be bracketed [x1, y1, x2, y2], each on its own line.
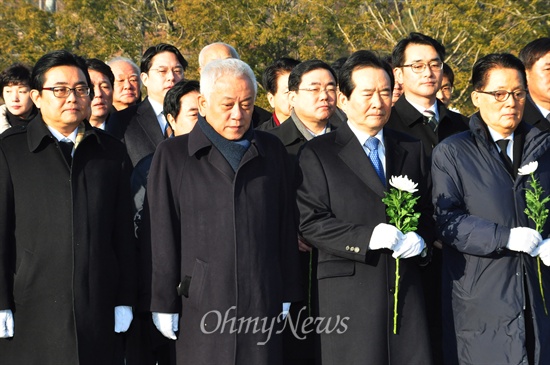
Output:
[146, 58, 302, 365]
[0, 50, 137, 365]
[519, 37, 550, 132]
[297, 50, 433, 365]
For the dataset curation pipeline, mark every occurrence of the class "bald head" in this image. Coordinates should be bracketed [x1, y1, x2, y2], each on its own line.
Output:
[198, 43, 240, 72]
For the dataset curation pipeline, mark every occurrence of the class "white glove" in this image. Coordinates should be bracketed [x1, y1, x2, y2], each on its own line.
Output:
[152, 312, 179, 340]
[507, 227, 542, 254]
[369, 223, 404, 250]
[531, 238, 550, 266]
[392, 231, 426, 259]
[114, 305, 133, 333]
[281, 302, 291, 320]
[0, 309, 14, 338]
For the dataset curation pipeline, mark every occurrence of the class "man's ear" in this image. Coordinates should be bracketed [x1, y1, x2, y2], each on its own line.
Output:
[198, 94, 208, 117]
[394, 67, 403, 85]
[30, 89, 41, 109]
[267, 92, 275, 109]
[471, 91, 479, 108]
[288, 91, 297, 108]
[166, 113, 176, 128]
[140, 72, 149, 89]
[338, 92, 348, 114]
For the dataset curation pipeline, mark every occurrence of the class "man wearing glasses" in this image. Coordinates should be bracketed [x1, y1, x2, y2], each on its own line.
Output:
[386, 32, 469, 365]
[387, 32, 468, 157]
[107, 43, 188, 365]
[0, 50, 137, 364]
[107, 43, 188, 168]
[266, 59, 338, 365]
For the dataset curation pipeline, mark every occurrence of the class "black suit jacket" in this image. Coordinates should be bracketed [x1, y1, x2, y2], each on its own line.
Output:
[297, 122, 433, 364]
[386, 96, 468, 156]
[106, 97, 165, 167]
[523, 96, 550, 132]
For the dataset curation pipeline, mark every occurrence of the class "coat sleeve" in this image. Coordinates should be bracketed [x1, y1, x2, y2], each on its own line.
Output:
[297, 144, 372, 263]
[112, 152, 139, 306]
[279, 150, 304, 303]
[146, 142, 182, 313]
[0, 144, 14, 310]
[431, 142, 509, 256]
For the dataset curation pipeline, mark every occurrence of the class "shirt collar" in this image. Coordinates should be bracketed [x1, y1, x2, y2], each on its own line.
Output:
[405, 97, 440, 121]
[487, 125, 514, 142]
[47, 125, 78, 143]
[348, 121, 385, 149]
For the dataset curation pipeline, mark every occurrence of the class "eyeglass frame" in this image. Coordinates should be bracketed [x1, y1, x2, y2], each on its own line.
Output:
[42, 86, 91, 98]
[400, 61, 444, 74]
[475, 89, 528, 102]
[297, 87, 337, 97]
[439, 85, 454, 94]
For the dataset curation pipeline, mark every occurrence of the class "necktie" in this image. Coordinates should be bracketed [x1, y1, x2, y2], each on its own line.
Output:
[546, 113, 550, 122]
[365, 137, 385, 186]
[422, 110, 438, 133]
[495, 139, 513, 174]
[59, 141, 74, 165]
[164, 123, 174, 139]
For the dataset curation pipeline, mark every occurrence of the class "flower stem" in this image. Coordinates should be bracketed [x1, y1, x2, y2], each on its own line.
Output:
[538, 256, 548, 315]
[393, 258, 400, 334]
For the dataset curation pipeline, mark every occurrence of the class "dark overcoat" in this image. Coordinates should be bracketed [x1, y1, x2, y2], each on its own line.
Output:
[0, 117, 137, 364]
[523, 96, 550, 132]
[297, 122, 434, 365]
[146, 124, 303, 365]
[106, 97, 165, 168]
[386, 96, 469, 156]
[432, 114, 550, 365]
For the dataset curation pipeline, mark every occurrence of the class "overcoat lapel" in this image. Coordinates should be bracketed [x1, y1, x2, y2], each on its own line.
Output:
[336, 122, 386, 198]
[384, 128, 408, 183]
[136, 98, 165, 148]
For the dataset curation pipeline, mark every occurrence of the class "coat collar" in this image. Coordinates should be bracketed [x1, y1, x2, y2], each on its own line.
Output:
[468, 112, 550, 175]
[27, 114, 101, 153]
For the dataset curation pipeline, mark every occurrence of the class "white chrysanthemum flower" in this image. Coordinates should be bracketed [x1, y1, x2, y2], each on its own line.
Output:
[518, 161, 538, 176]
[388, 175, 418, 193]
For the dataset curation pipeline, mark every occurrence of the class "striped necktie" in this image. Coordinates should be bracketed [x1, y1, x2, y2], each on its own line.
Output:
[422, 110, 438, 133]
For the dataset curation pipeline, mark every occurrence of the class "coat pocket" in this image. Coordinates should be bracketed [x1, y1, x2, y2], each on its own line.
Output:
[188, 259, 208, 309]
[13, 249, 33, 304]
[317, 259, 355, 280]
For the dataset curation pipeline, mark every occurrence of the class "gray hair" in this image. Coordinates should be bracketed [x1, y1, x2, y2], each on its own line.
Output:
[106, 56, 140, 75]
[198, 43, 240, 68]
[200, 58, 257, 102]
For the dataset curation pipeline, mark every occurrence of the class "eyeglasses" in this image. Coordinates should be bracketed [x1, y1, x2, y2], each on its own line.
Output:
[115, 75, 139, 85]
[400, 61, 443, 74]
[42, 86, 90, 98]
[297, 87, 337, 97]
[475, 89, 527, 102]
[149, 66, 184, 77]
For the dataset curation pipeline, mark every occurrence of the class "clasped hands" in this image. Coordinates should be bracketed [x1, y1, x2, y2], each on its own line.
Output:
[507, 227, 550, 266]
[368, 223, 425, 259]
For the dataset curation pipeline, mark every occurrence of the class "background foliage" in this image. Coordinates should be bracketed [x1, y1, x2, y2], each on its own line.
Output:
[2, 0, 549, 114]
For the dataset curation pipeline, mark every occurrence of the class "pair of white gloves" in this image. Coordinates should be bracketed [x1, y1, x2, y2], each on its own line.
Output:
[368, 223, 426, 259]
[152, 302, 292, 340]
[507, 227, 550, 265]
[0, 305, 133, 338]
